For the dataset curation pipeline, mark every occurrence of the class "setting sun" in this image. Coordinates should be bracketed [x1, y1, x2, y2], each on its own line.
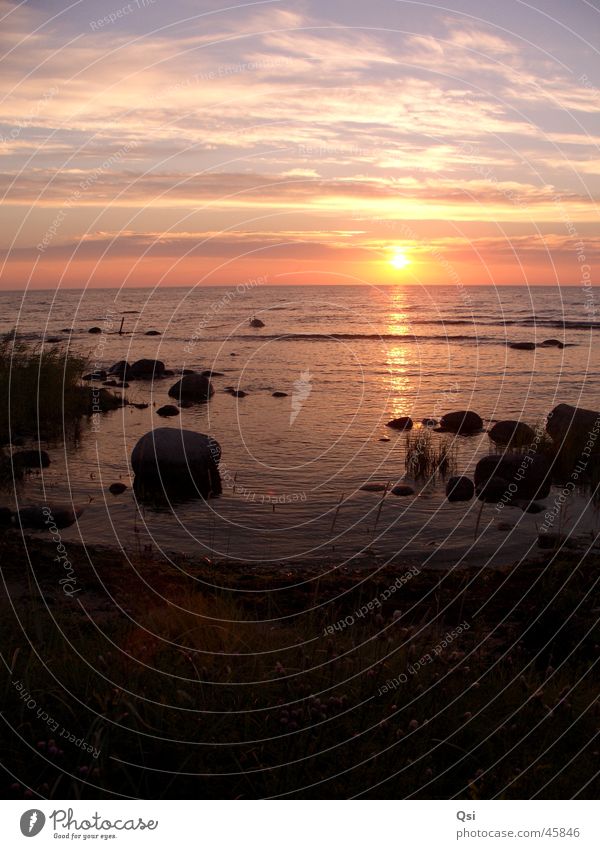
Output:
[390, 250, 411, 270]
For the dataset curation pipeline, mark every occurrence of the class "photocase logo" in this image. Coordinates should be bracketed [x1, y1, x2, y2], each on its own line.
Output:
[20, 810, 46, 837]
[290, 369, 313, 425]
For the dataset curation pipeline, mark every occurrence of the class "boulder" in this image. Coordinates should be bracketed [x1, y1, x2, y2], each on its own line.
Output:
[108, 360, 130, 378]
[156, 405, 180, 418]
[131, 427, 221, 497]
[88, 327, 102, 334]
[129, 359, 166, 379]
[109, 482, 127, 495]
[250, 318, 265, 328]
[391, 483, 415, 496]
[12, 449, 51, 470]
[272, 391, 288, 397]
[445, 476, 474, 502]
[509, 342, 536, 350]
[440, 410, 483, 434]
[541, 339, 565, 348]
[489, 420, 535, 446]
[0, 507, 12, 528]
[546, 403, 600, 453]
[474, 453, 552, 502]
[386, 416, 413, 431]
[168, 373, 214, 402]
[16, 504, 83, 529]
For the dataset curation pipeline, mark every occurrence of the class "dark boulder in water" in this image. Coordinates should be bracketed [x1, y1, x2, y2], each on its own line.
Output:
[16, 504, 83, 529]
[446, 476, 474, 502]
[108, 360, 130, 378]
[250, 317, 265, 328]
[156, 404, 180, 418]
[226, 388, 247, 398]
[108, 482, 127, 495]
[391, 483, 415, 496]
[546, 403, 600, 452]
[386, 416, 413, 431]
[12, 449, 51, 470]
[489, 420, 535, 446]
[130, 359, 166, 379]
[131, 427, 221, 498]
[541, 339, 565, 348]
[145, 330, 161, 336]
[272, 391, 288, 397]
[440, 410, 483, 434]
[88, 327, 102, 334]
[509, 342, 536, 350]
[168, 373, 214, 402]
[474, 453, 552, 502]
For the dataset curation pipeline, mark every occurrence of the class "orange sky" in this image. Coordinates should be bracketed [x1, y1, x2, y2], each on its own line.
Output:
[0, 0, 598, 288]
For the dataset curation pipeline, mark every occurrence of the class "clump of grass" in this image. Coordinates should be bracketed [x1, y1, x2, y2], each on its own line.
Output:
[405, 429, 457, 480]
[0, 334, 89, 443]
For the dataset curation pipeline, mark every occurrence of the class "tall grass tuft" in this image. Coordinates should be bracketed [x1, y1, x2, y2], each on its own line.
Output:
[0, 334, 89, 443]
[404, 428, 457, 480]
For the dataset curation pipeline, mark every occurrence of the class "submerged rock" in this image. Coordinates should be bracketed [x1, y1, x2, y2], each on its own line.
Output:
[168, 373, 214, 402]
[445, 476, 474, 502]
[489, 420, 535, 446]
[130, 359, 166, 379]
[386, 416, 413, 431]
[440, 410, 483, 434]
[131, 427, 221, 497]
[474, 453, 552, 502]
[108, 482, 127, 495]
[156, 405, 180, 418]
[360, 483, 387, 492]
[145, 330, 161, 336]
[509, 342, 536, 350]
[391, 483, 415, 496]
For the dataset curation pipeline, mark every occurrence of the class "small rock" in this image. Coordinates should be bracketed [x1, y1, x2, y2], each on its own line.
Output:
[391, 483, 415, 496]
[168, 373, 214, 402]
[108, 483, 127, 495]
[0, 507, 13, 528]
[360, 483, 387, 492]
[386, 416, 413, 431]
[250, 317, 265, 327]
[541, 339, 565, 348]
[379, 436, 391, 442]
[132, 402, 149, 410]
[145, 330, 161, 336]
[446, 476, 474, 502]
[88, 327, 102, 334]
[272, 391, 288, 397]
[509, 342, 536, 350]
[156, 405, 180, 418]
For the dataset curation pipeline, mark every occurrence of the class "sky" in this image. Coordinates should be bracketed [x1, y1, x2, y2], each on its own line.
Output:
[0, 0, 598, 288]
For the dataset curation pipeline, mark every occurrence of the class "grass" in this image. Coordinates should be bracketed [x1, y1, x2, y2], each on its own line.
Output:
[1, 533, 598, 800]
[0, 334, 90, 444]
[404, 429, 457, 480]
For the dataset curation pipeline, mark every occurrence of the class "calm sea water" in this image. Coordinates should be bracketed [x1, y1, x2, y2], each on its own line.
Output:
[3, 284, 599, 568]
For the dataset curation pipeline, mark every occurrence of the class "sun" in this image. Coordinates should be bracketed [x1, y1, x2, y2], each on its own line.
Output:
[390, 249, 410, 270]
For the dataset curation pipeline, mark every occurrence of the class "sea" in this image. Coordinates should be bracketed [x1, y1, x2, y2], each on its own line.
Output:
[2, 283, 599, 569]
